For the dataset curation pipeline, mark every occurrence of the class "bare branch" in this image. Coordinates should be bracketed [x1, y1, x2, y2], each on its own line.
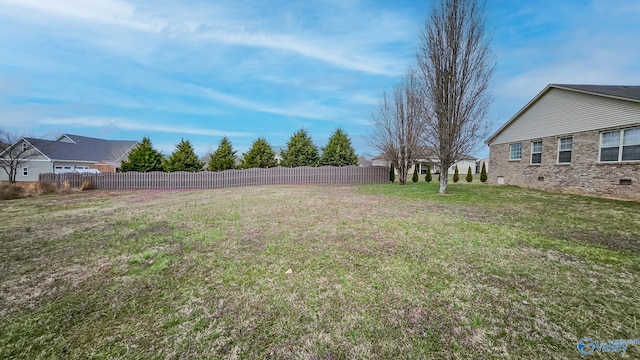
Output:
[417, 0, 494, 194]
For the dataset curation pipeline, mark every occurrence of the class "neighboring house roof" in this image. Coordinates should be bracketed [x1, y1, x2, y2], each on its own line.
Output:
[18, 134, 137, 162]
[486, 84, 640, 145]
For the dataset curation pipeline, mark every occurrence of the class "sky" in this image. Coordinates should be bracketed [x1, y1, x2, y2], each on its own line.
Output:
[1, 0, 639, 159]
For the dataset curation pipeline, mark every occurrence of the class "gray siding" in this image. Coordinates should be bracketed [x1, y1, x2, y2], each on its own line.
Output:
[0, 160, 53, 182]
[490, 88, 640, 145]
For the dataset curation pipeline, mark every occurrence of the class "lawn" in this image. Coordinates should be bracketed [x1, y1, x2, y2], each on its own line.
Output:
[1, 182, 639, 359]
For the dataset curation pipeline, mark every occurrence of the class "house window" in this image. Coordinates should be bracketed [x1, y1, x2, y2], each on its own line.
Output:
[601, 127, 640, 162]
[558, 137, 572, 163]
[22, 167, 28, 176]
[531, 141, 542, 164]
[22, 143, 28, 151]
[509, 143, 522, 160]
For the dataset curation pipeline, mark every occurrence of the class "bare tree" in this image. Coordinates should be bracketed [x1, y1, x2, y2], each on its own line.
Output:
[0, 129, 39, 183]
[417, 0, 493, 194]
[369, 69, 425, 185]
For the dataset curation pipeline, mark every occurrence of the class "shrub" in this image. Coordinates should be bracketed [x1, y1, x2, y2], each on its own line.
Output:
[39, 181, 58, 194]
[0, 184, 25, 200]
[466, 166, 473, 183]
[81, 181, 96, 191]
[412, 164, 419, 183]
[438, 173, 441, 182]
[425, 165, 432, 183]
[480, 162, 488, 183]
[453, 166, 459, 183]
[390, 164, 395, 183]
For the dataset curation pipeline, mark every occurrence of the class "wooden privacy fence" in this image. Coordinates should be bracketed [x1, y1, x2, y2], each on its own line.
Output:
[39, 166, 389, 190]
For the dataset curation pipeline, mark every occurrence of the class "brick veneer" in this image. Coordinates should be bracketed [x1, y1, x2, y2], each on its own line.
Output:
[489, 129, 640, 200]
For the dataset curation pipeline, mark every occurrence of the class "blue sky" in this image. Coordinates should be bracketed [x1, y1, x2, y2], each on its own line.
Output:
[1, 0, 639, 159]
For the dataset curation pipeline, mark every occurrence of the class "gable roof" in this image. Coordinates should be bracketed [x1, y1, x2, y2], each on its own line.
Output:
[486, 84, 640, 144]
[21, 134, 137, 162]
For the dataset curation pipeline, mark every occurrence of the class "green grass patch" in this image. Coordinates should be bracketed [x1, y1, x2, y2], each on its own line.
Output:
[1, 185, 639, 359]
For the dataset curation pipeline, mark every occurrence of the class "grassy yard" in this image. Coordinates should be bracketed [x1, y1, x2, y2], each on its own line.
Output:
[1, 182, 639, 359]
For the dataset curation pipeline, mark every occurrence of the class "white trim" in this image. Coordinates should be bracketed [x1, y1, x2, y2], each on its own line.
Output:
[530, 140, 542, 164]
[22, 167, 28, 177]
[509, 143, 522, 160]
[0, 138, 51, 160]
[55, 134, 77, 143]
[599, 127, 640, 162]
[557, 136, 573, 164]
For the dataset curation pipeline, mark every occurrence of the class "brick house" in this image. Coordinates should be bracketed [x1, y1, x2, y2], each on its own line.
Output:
[486, 84, 640, 200]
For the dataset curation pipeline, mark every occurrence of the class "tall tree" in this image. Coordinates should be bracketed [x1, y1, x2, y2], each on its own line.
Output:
[120, 136, 164, 172]
[369, 69, 425, 184]
[417, 0, 493, 194]
[207, 136, 237, 171]
[320, 128, 358, 166]
[280, 128, 320, 167]
[165, 138, 203, 172]
[0, 129, 39, 183]
[240, 137, 278, 169]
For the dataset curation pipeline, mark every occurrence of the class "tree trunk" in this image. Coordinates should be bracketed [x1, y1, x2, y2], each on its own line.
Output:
[439, 162, 449, 194]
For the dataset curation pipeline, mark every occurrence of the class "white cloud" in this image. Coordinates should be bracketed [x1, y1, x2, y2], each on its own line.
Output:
[39, 117, 254, 138]
[199, 87, 340, 120]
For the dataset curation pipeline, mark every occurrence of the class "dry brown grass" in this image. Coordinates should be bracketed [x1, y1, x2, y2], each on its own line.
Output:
[1, 184, 639, 359]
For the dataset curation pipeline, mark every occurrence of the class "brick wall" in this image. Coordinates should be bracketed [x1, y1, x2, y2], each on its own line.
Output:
[489, 129, 640, 200]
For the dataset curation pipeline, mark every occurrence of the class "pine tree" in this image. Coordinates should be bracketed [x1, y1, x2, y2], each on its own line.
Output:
[480, 161, 488, 183]
[425, 165, 432, 183]
[412, 164, 419, 183]
[320, 128, 358, 166]
[453, 165, 459, 183]
[390, 164, 395, 183]
[208, 137, 237, 171]
[280, 129, 319, 167]
[164, 138, 203, 172]
[240, 137, 278, 169]
[466, 166, 473, 182]
[120, 136, 164, 172]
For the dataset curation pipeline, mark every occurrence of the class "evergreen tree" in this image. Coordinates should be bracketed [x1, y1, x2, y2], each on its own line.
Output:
[390, 164, 395, 183]
[240, 137, 278, 169]
[466, 166, 473, 182]
[164, 138, 204, 172]
[120, 136, 164, 172]
[480, 162, 488, 183]
[453, 165, 459, 183]
[425, 165, 432, 183]
[280, 129, 319, 167]
[320, 128, 358, 166]
[208, 136, 237, 171]
[412, 164, 419, 183]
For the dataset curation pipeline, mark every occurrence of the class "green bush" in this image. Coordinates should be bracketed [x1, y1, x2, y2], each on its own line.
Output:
[480, 162, 488, 183]
[425, 165, 432, 183]
[453, 166, 459, 183]
[438, 173, 441, 182]
[389, 164, 395, 183]
[412, 164, 419, 183]
[466, 166, 473, 183]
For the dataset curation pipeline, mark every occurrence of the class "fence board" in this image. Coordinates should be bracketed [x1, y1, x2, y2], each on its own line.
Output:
[39, 166, 389, 190]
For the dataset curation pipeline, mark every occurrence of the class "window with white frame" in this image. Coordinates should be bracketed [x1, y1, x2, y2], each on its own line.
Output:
[600, 127, 640, 162]
[558, 137, 572, 163]
[531, 141, 542, 164]
[22, 167, 28, 176]
[510, 143, 522, 160]
[22, 142, 28, 151]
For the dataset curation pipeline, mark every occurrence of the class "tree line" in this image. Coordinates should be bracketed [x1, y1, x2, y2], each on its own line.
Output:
[120, 128, 359, 173]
